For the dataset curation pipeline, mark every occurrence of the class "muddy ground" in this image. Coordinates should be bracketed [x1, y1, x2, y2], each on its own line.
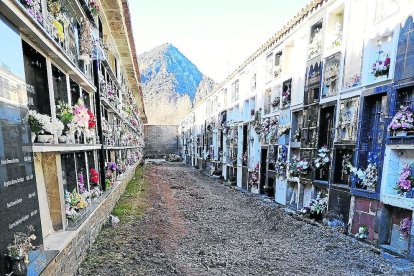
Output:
[79, 163, 413, 276]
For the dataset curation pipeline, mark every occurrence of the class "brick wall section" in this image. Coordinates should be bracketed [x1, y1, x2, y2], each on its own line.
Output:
[144, 125, 178, 158]
[41, 165, 138, 276]
[351, 197, 383, 241]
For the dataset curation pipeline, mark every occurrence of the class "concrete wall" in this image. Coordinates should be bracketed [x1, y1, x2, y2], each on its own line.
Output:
[144, 125, 179, 158]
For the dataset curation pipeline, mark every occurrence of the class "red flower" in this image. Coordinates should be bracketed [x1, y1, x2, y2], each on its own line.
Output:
[88, 110, 96, 129]
[90, 168, 99, 184]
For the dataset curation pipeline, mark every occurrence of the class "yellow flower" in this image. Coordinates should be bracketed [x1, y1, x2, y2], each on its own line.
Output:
[52, 20, 64, 41]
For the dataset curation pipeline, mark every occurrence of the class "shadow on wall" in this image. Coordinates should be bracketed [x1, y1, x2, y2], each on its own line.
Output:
[144, 125, 179, 159]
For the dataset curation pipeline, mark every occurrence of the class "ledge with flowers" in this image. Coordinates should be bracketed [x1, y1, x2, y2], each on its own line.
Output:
[27, 99, 100, 152]
[380, 146, 414, 210]
[64, 156, 142, 228]
[14, 0, 97, 83]
[386, 105, 414, 147]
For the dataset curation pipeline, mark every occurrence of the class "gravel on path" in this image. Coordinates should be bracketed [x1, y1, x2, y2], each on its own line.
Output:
[79, 163, 413, 276]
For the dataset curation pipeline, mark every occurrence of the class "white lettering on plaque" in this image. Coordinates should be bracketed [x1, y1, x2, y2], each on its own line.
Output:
[6, 198, 22, 208]
[3, 177, 24, 187]
[0, 158, 19, 165]
[9, 214, 30, 229]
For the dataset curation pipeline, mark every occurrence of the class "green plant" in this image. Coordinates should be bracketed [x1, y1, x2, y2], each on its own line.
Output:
[27, 113, 42, 135]
[56, 100, 74, 131]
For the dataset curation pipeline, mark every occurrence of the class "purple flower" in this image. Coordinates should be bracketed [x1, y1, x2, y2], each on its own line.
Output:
[107, 162, 118, 172]
[78, 172, 85, 193]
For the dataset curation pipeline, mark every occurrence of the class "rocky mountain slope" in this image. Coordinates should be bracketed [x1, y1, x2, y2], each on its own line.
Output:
[139, 43, 216, 125]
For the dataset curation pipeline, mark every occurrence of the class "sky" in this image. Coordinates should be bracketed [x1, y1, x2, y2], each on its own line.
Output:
[129, 0, 309, 83]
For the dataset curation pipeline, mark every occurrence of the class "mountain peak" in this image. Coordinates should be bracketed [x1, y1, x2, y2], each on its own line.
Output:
[138, 44, 216, 124]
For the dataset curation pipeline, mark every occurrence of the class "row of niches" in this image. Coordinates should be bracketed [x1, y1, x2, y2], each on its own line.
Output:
[61, 148, 141, 226]
[15, 0, 99, 82]
[22, 41, 97, 145]
[98, 62, 142, 130]
[19, 41, 143, 146]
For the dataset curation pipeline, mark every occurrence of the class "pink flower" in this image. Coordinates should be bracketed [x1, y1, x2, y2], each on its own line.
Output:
[400, 180, 411, 190]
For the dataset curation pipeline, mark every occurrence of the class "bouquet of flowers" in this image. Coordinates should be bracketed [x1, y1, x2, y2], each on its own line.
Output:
[388, 105, 414, 133]
[395, 164, 414, 195]
[64, 189, 88, 220]
[89, 0, 100, 16]
[102, 118, 112, 137]
[271, 97, 280, 108]
[25, 0, 43, 23]
[56, 101, 74, 132]
[307, 28, 322, 59]
[27, 110, 44, 135]
[371, 53, 390, 78]
[355, 225, 369, 239]
[330, 22, 343, 49]
[107, 162, 118, 172]
[88, 110, 96, 129]
[73, 99, 90, 131]
[314, 146, 330, 169]
[77, 172, 86, 193]
[90, 168, 99, 184]
[400, 217, 411, 238]
[275, 146, 288, 178]
[79, 18, 93, 64]
[289, 155, 310, 177]
[282, 86, 291, 107]
[26, 110, 64, 137]
[278, 124, 291, 136]
[301, 192, 328, 218]
[90, 186, 102, 199]
[297, 160, 310, 174]
[348, 152, 378, 190]
[248, 163, 260, 189]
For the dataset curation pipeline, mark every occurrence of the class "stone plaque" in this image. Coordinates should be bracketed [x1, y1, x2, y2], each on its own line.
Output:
[0, 17, 43, 274]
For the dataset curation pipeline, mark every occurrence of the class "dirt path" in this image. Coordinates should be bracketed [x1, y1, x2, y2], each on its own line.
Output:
[79, 163, 412, 276]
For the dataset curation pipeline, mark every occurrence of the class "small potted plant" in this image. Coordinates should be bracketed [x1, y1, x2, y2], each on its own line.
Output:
[5, 225, 37, 276]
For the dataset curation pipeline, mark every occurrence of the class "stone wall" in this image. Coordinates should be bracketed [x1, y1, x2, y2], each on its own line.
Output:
[144, 125, 179, 158]
[41, 165, 138, 275]
[351, 197, 382, 242]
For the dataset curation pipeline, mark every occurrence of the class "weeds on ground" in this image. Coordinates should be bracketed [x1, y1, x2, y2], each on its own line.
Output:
[79, 166, 148, 274]
[112, 165, 148, 222]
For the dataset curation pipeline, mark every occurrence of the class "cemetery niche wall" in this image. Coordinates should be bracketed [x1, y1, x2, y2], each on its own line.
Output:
[0, 15, 48, 275]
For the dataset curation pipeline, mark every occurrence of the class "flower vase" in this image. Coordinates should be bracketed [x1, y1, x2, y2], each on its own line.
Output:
[396, 131, 408, 137]
[58, 135, 67, 143]
[31, 132, 36, 143]
[67, 132, 75, 144]
[6, 256, 27, 276]
[38, 134, 54, 143]
[75, 131, 82, 144]
[406, 190, 414, 198]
